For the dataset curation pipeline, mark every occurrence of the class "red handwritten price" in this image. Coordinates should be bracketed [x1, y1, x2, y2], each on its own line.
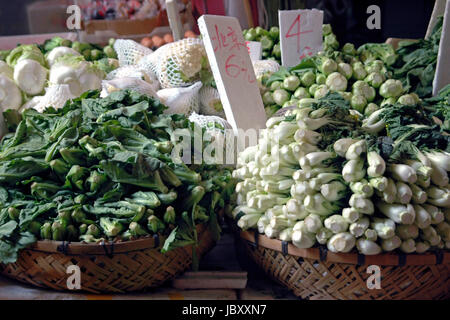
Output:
[285, 14, 313, 53]
[211, 25, 247, 53]
[225, 54, 256, 84]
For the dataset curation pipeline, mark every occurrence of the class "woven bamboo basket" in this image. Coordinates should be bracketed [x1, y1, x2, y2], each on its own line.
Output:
[235, 229, 450, 300]
[0, 224, 215, 293]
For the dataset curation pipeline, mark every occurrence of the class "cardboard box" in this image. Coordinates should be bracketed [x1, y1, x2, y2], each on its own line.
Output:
[27, 0, 73, 34]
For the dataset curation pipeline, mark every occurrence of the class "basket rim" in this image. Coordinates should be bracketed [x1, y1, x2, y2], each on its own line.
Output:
[239, 230, 450, 266]
[24, 224, 207, 255]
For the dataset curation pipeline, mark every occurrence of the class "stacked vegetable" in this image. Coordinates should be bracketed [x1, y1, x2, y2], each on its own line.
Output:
[0, 90, 234, 266]
[232, 89, 449, 255]
[243, 26, 281, 63]
[258, 24, 408, 118]
[0, 37, 119, 116]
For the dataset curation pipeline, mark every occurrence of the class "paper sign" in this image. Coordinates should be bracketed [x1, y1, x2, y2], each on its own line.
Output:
[198, 15, 267, 137]
[246, 41, 262, 61]
[166, 0, 184, 41]
[432, 0, 450, 96]
[279, 9, 323, 67]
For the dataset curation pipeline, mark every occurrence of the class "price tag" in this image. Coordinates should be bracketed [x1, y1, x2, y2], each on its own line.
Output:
[279, 9, 323, 67]
[432, 0, 450, 96]
[246, 41, 262, 61]
[198, 15, 266, 137]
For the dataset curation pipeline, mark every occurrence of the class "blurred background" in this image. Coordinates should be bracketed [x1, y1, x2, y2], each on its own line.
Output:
[0, 0, 436, 46]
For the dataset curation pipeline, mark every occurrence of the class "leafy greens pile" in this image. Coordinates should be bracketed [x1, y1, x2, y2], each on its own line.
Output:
[0, 90, 235, 266]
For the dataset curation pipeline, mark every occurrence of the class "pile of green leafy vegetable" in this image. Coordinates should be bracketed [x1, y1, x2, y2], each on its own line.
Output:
[389, 16, 443, 98]
[0, 90, 235, 267]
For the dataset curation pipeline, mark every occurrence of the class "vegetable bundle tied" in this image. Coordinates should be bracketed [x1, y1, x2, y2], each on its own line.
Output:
[0, 89, 234, 266]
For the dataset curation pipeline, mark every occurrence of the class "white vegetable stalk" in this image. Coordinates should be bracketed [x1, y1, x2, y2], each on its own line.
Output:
[279, 227, 294, 242]
[364, 229, 378, 241]
[376, 178, 397, 203]
[283, 199, 309, 220]
[422, 204, 444, 224]
[405, 159, 432, 181]
[237, 213, 262, 230]
[266, 205, 284, 219]
[429, 163, 449, 187]
[376, 202, 415, 224]
[270, 216, 293, 230]
[381, 236, 402, 251]
[264, 224, 280, 238]
[342, 159, 365, 182]
[294, 128, 322, 145]
[291, 142, 320, 159]
[292, 167, 335, 181]
[349, 194, 374, 214]
[421, 226, 441, 246]
[400, 239, 416, 253]
[396, 224, 419, 240]
[356, 239, 381, 255]
[342, 208, 361, 223]
[410, 184, 427, 204]
[304, 214, 323, 233]
[292, 221, 316, 249]
[350, 180, 373, 197]
[388, 164, 417, 184]
[369, 176, 388, 191]
[232, 206, 263, 219]
[300, 151, 335, 169]
[345, 140, 366, 160]
[327, 232, 356, 253]
[14, 59, 48, 96]
[395, 182, 412, 204]
[349, 217, 370, 237]
[320, 181, 347, 201]
[257, 216, 269, 233]
[324, 215, 349, 233]
[362, 108, 385, 134]
[309, 173, 342, 190]
[304, 193, 339, 216]
[266, 116, 285, 129]
[425, 151, 450, 172]
[426, 187, 450, 208]
[334, 138, 358, 157]
[316, 227, 334, 244]
[416, 176, 431, 189]
[413, 205, 431, 229]
[436, 222, 450, 241]
[415, 241, 430, 253]
[291, 182, 315, 198]
[371, 218, 396, 239]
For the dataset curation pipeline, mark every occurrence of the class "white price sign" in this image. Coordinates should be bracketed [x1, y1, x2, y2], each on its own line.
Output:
[432, 0, 450, 96]
[279, 9, 323, 67]
[198, 15, 266, 136]
[246, 41, 262, 61]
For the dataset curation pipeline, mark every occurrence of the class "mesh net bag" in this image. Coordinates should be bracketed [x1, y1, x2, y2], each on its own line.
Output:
[137, 51, 165, 81]
[199, 85, 225, 118]
[106, 65, 160, 92]
[101, 77, 157, 99]
[113, 39, 153, 66]
[22, 84, 75, 113]
[156, 38, 208, 89]
[157, 81, 202, 115]
[252, 59, 280, 78]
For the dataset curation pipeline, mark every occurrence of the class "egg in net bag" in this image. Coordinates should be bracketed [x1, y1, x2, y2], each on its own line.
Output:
[113, 39, 153, 66]
[157, 38, 209, 88]
[188, 112, 235, 166]
[21, 84, 75, 113]
[157, 81, 202, 115]
[199, 85, 225, 117]
[106, 65, 160, 92]
[101, 77, 157, 98]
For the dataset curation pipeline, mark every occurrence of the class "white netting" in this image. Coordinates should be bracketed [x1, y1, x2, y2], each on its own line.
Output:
[252, 59, 280, 78]
[113, 39, 153, 66]
[156, 38, 207, 89]
[199, 85, 225, 117]
[136, 52, 162, 83]
[157, 81, 202, 115]
[100, 77, 158, 99]
[21, 84, 75, 113]
[106, 65, 160, 92]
